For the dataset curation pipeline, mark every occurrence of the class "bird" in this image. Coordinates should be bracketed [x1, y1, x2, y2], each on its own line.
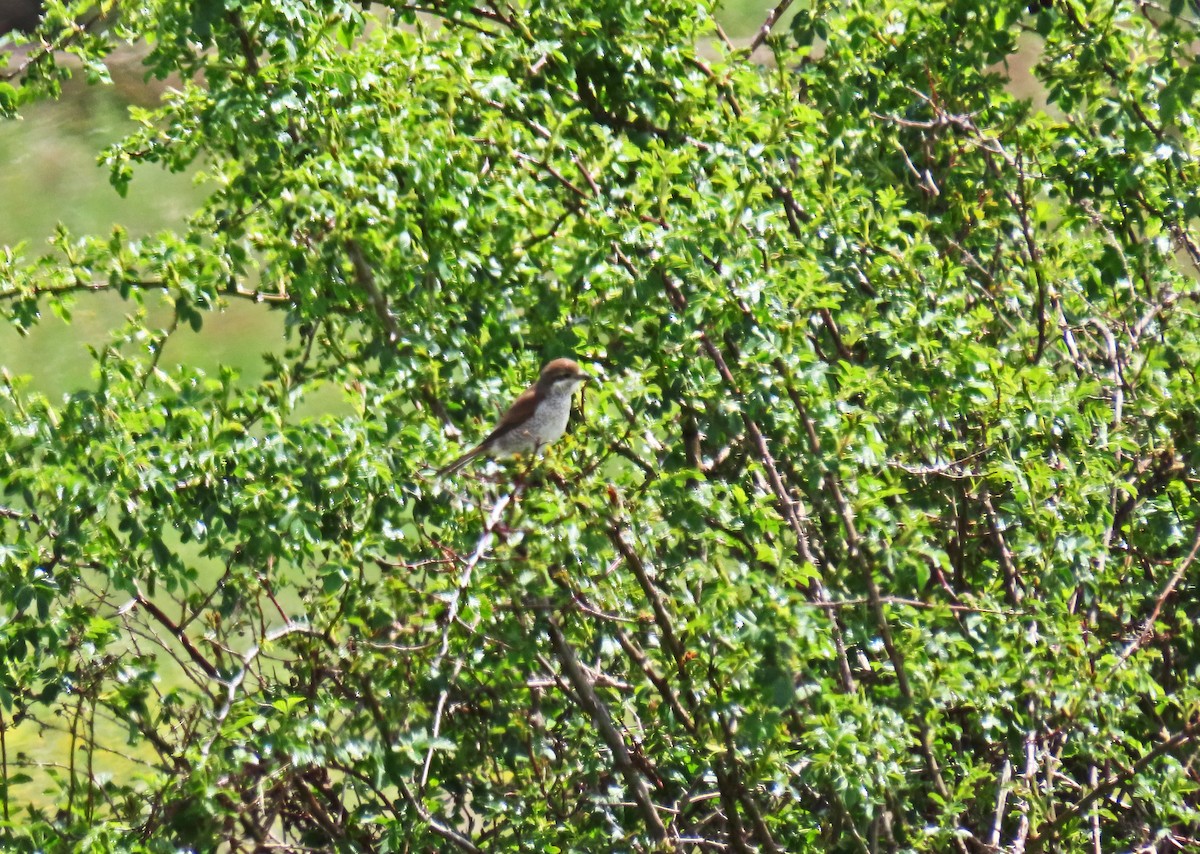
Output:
[436, 358, 591, 476]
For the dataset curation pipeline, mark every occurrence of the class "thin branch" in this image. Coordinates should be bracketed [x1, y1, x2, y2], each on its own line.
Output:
[345, 238, 399, 344]
[543, 612, 668, 843]
[429, 486, 521, 673]
[351, 673, 484, 852]
[806, 595, 1024, 617]
[611, 625, 698, 734]
[0, 279, 162, 303]
[1013, 698, 1039, 853]
[1112, 522, 1200, 669]
[981, 484, 1023, 606]
[421, 484, 523, 794]
[128, 587, 219, 680]
[396, 4, 503, 37]
[748, 0, 796, 52]
[0, 279, 292, 305]
[393, 774, 485, 853]
[1027, 716, 1200, 852]
[0, 703, 8, 822]
[0, 505, 40, 523]
[990, 759, 1012, 848]
[203, 622, 319, 757]
[134, 313, 179, 401]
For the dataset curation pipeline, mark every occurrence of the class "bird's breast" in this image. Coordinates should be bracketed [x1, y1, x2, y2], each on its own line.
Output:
[492, 396, 573, 454]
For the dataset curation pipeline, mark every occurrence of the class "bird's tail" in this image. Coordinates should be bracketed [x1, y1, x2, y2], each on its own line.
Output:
[436, 445, 483, 477]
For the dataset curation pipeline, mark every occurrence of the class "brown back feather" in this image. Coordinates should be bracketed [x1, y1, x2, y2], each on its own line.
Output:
[480, 385, 539, 446]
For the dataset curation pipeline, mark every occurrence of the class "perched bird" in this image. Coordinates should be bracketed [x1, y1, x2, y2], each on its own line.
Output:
[437, 358, 591, 476]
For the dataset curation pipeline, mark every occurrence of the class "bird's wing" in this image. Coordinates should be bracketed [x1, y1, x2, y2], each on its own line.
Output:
[436, 385, 540, 475]
[478, 385, 539, 446]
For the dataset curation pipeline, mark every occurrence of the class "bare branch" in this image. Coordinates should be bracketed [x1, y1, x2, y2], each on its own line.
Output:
[543, 612, 668, 843]
[127, 586, 219, 680]
[749, 0, 796, 52]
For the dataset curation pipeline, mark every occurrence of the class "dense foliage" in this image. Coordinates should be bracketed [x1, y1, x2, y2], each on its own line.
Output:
[3, 0, 1200, 850]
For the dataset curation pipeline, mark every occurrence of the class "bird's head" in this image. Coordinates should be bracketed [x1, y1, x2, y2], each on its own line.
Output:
[536, 358, 591, 397]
